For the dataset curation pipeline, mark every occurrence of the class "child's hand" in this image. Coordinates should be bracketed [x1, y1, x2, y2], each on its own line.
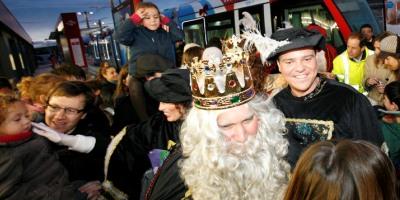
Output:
[160, 14, 170, 32]
[162, 24, 170, 32]
[135, 8, 146, 19]
[32, 122, 62, 143]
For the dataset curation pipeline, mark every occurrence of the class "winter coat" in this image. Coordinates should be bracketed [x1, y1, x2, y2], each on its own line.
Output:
[0, 134, 86, 200]
[113, 16, 184, 75]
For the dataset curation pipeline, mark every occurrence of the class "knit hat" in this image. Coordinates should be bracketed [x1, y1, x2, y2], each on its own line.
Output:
[144, 69, 192, 103]
[378, 35, 400, 59]
[135, 54, 174, 78]
[268, 27, 325, 61]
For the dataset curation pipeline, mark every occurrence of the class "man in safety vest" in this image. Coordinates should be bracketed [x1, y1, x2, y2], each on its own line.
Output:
[332, 32, 374, 93]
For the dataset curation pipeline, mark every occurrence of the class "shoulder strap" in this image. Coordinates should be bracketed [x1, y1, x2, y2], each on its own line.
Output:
[102, 127, 129, 200]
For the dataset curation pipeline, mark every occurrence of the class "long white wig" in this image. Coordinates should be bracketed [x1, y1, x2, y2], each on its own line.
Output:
[179, 95, 290, 200]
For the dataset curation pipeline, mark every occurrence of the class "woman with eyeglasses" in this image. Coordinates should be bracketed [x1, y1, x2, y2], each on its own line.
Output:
[32, 81, 110, 185]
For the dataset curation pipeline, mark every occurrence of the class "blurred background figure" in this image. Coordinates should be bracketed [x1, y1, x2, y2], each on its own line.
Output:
[380, 81, 400, 179]
[51, 63, 87, 81]
[332, 32, 374, 93]
[360, 23, 375, 50]
[363, 32, 397, 105]
[377, 35, 400, 80]
[180, 44, 203, 69]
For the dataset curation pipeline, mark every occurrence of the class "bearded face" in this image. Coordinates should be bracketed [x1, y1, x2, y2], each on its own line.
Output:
[180, 96, 290, 200]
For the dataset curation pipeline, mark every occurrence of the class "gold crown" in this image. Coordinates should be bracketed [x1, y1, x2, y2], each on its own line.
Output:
[188, 35, 255, 110]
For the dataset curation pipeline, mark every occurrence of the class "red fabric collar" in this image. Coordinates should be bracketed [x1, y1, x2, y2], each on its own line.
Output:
[0, 131, 32, 143]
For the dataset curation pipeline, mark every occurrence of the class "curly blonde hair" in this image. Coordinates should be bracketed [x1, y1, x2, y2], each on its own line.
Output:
[17, 73, 65, 104]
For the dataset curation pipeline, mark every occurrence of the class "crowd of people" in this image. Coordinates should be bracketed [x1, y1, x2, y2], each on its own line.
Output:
[0, 2, 399, 200]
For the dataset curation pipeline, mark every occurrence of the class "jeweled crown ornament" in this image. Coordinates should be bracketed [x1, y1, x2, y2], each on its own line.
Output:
[188, 12, 290, 110]
[189, 35, 254, 110]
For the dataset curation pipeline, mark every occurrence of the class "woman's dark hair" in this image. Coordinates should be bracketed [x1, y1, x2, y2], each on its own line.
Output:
[175, 100, 192, 120]
[114, 65, 129, 100]
[97, 62, 116, 82]
[47, 81, 95, 112]
[284, 140, 397, 200]
[384, 81, 400, 107]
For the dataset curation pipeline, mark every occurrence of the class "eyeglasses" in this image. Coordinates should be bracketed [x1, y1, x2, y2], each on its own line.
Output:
[46, 104, 85, 115]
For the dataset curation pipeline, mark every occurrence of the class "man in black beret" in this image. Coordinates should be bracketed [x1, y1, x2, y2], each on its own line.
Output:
[268, 27, 383, 168]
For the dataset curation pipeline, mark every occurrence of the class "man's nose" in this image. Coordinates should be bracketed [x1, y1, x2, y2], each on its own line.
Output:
[231, 125, 247, 143]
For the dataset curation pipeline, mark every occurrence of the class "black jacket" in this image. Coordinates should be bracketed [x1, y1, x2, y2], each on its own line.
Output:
[51, 117, 110, 182]
[108, 112, 183, 200]
[274, 78, 384, 168]
[0, 135, 86, 200]
[113, 17, 184, 75]
[144, 144, 187, 200]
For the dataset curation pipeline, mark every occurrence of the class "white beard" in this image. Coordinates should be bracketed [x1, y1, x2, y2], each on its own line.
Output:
[180, 127, 289, 200]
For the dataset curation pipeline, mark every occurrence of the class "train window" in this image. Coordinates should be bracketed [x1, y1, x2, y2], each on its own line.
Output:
[333, 0, 381, 33]
[182, 18, 207, 47]
[273, 3, 345, 51]
[206, 12, 234, 42]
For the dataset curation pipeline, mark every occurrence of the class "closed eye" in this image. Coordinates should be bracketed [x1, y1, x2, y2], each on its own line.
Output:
[243, 115, 254, 124]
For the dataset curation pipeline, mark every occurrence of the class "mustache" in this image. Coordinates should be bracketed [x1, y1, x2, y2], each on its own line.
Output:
[222, 134, 261, 158]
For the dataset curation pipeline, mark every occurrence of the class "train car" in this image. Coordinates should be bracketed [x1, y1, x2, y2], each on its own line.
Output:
[145, 0, 384, 52]
[0, 1, 36, 81]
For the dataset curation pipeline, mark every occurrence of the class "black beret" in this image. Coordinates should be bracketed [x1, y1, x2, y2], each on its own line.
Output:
[268, 27, 325, 60]
[144, 69, 192, 103]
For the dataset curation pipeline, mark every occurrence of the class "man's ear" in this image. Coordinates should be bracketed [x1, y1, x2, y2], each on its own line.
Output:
[277, 61, 282, 73]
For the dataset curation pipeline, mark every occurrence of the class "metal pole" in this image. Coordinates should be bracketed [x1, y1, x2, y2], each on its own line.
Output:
[85, 12, 90, 29]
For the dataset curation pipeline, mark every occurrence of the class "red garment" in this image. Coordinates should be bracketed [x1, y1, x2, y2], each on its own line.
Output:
[306, 24, 337, 72]
[325, 44, 337, 72]
[0, 131, 32, 143]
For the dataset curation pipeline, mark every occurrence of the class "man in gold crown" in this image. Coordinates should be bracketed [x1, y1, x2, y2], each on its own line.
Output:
[266, 27, 383, 168]
[180, 43, 290, 199]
